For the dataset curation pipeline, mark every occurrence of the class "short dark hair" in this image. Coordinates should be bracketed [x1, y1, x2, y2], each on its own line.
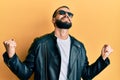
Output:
[52, 6, 70, 18]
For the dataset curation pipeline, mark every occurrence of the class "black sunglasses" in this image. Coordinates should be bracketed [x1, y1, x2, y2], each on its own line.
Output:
[58, 10, 74, 18]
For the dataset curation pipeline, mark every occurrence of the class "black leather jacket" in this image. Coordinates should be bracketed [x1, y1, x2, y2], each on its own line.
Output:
[3, 32, 110, 80]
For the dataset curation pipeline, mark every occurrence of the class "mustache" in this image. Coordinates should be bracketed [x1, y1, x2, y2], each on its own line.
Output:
[61, 16, 71, 22]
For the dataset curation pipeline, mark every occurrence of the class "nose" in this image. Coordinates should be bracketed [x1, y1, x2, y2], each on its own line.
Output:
[64, 13, 69, 18]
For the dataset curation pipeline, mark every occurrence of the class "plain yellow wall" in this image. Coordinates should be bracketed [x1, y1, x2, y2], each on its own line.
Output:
[0, 0, 120, 80]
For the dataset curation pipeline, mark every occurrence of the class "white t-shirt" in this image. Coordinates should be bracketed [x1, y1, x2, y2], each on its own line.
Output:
[57, 36, 71, 80]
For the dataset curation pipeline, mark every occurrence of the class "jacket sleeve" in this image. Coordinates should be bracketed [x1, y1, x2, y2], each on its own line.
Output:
[3, 38, 39, 80]
[81, 45, 110, 80]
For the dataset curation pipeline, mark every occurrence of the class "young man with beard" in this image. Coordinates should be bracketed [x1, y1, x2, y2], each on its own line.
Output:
[3, 6, 113, 80]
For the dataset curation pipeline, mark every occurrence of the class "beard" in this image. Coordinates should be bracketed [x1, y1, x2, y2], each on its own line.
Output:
[55, 19, 72, 29]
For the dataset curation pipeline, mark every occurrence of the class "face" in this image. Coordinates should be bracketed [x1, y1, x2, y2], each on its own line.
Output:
[53, 8, 73, 29]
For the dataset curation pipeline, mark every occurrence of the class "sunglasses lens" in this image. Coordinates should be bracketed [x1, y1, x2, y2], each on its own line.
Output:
[68, 12, 73, 18]
[58, 10, 73, 18]
[59, 10, 66, 15]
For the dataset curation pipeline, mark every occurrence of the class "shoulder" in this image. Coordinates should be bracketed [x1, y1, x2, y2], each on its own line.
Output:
[33, 33, 51, 45]
[70, 35, 85, 49]
[29, 32, 53, 49]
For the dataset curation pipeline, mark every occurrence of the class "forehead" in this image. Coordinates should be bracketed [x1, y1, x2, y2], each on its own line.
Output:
[57, 7, 70, 12]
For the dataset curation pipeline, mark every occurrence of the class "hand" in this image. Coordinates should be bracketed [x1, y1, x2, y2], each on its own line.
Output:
[3, 39, 16, 58]
[101, 44, 113, 60]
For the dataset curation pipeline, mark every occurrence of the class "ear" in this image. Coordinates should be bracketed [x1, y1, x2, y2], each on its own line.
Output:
[52, 18, 55, 24]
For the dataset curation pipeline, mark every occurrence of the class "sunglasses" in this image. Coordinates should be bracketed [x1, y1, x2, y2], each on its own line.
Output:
[58, 10, 74, 18]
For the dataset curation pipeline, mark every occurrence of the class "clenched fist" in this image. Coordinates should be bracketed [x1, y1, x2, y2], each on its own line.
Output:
[3, 39, 16, 58]
[101, 44, 113, 60]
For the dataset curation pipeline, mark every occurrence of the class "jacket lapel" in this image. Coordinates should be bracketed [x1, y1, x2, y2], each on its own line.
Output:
[67, 37, 81, 79]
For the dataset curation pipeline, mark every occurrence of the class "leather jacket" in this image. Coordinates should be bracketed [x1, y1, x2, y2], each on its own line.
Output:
[3, 32, 110, 80]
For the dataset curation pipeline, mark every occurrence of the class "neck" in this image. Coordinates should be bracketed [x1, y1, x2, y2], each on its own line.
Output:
[54, 27, 69, 40]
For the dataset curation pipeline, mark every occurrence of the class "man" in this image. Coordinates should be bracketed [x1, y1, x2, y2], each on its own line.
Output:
[3, 6, 113, 80]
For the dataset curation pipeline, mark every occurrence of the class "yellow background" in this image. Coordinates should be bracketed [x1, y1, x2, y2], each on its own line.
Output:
[0, 0, 120, 80]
